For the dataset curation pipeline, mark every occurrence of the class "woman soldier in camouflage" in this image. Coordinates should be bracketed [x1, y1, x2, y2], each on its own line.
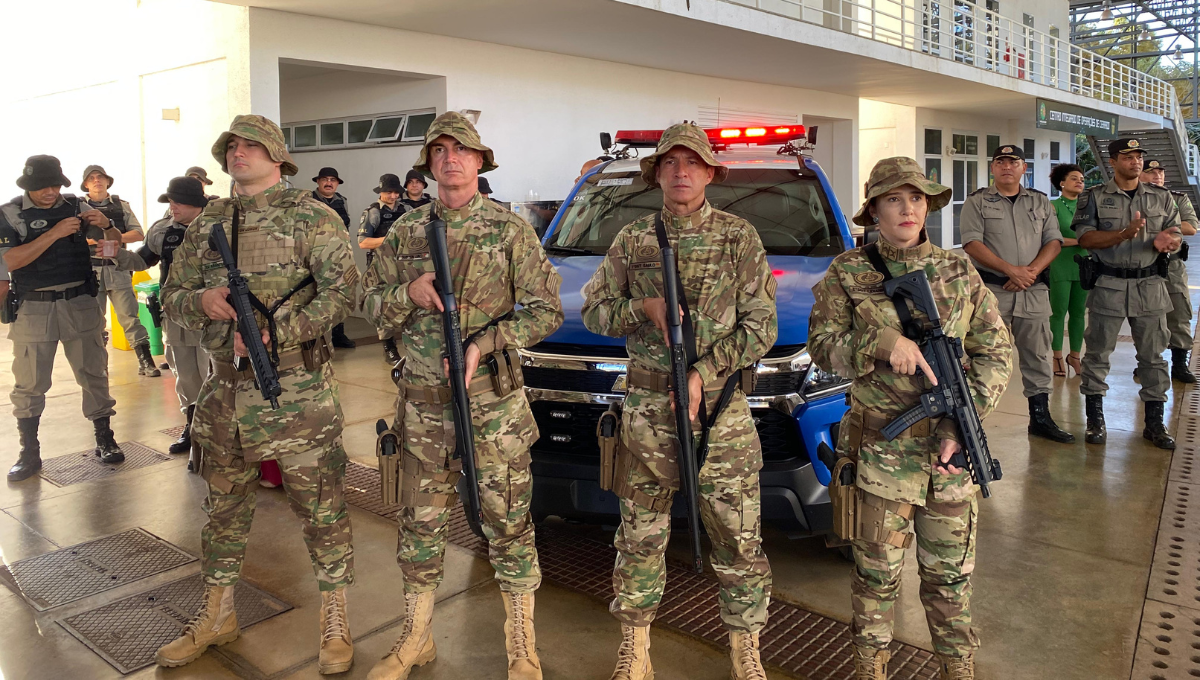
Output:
[808, 158, 1013, 680]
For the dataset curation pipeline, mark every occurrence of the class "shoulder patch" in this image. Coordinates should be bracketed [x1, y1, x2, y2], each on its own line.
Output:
[634, 244, 660, 260]
[853, 271, 886, 285]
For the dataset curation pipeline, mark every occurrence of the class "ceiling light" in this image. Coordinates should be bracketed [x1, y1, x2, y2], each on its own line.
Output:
[1101, 0, 1112, 20]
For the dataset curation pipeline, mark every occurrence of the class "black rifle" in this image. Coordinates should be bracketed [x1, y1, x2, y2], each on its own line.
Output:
[660, 236, 705, 574]
[208, 222, 283, 409]
[425, 209, 486, 539]
[876, 270, 1003, 498]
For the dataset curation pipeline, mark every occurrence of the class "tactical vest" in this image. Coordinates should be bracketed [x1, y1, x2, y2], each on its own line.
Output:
[400, 195, 431, 211]
[87, 194, 127, 232]
[376, 201, 405, 236]
[5, 196, 95, 296]
[157, 224, 188, 287]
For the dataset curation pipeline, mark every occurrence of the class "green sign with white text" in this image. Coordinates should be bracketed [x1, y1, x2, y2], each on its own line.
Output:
[1036, 99, 1119, 136]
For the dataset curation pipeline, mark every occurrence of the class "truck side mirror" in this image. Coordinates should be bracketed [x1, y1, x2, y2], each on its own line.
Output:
[806, 126, 819, 146]
[600, 132, 612, 152]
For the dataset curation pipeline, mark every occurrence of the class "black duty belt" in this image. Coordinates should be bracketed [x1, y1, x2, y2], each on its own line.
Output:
[22, 282, 95, 302]
[1096, 261, 1162, 279]
[978, 268, 1050, 288]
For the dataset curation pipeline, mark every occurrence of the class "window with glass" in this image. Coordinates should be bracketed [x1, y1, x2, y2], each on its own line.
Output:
[320, 122, 345, 147]
[950, 132, 980, 245]
[953, 1, 976, 65]
[347, 120, 373, 144]
[925, 128, 943, 156]
[922, 0, 942, 56]
[292, 125, 317, 149]
[986, 135, 1000, 158]
[283, 109, 437, 151]
[402, 113, 436, 142]
[1024, 139, 1035, 159]
[1050, 140, 1060, 161]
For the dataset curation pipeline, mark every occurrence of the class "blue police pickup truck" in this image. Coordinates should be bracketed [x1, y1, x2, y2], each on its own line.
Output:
[522, 124, 852, 538]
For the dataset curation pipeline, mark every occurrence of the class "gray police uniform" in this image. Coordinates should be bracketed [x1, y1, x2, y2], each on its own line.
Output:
[144, 217, 209, 411]
[0, 194, 116, 420]
[358, 200, 407, 341]
[1073, 179, 1181, 401]
[960, 184, 1062, 398]
[84, 194, 148, 346]
[1168, 192, 1198, 349]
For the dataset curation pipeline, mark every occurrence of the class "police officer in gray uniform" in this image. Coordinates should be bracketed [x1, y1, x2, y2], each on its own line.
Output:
[358, 173, 408, 365]
[1075, 138, 1183, 449]
[961, 144, 1073, 443]
[81, 164, 160, 377]
[0, 156, 128, 481]
[136, 177, 212, 461]
[1141, 159, 1198, 382]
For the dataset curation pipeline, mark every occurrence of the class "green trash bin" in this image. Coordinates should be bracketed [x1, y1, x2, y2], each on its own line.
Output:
[134, 280, 165, 356]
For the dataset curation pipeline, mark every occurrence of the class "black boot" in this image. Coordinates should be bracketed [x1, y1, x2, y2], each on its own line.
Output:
[383, 338, 401, 365]
[170, 405, 194, 455]
[331, 323, 356, 349]
[135, 343, 161, 377]
[8, 417, 42, 482]
[1172, 348, 1196, 384]
[1144, 401, 1176, 450]
[1027, 394, 1075, 443]
[92, 417, 125, 464]
[1085, 394, 1107, 445]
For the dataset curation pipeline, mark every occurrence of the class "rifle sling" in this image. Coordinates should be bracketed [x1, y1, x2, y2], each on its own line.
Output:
[652, 214, 743, 462]
[863, 243, 922, 341]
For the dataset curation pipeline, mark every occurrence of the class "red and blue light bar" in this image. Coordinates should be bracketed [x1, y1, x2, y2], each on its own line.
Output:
[614, 125, 806, 147]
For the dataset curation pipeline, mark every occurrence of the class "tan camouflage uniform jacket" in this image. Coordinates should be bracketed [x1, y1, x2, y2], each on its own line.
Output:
[161, 181, 360, 460]
[808, 236, 1013, 504]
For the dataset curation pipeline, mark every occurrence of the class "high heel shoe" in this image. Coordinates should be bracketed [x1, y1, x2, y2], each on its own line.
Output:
[1066, 354, 1082, 378]
[1053, 356, 1066, 377]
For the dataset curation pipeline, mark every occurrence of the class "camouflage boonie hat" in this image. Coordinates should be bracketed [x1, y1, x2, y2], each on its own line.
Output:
[413, 111, 497, 178]
[853, 156, 951, 227]
[211, 114, 298, 177]
[639, 123, 728, 187]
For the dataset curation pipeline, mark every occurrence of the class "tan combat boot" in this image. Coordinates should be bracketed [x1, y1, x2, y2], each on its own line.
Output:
[155, 584, 239, 667]
[853, 646, 889, 680]
[937, 652, 975, 680]
[503, 591, 542, 679]
[318, 588, 353, 674]
[729, 631, 767, 680]
[367, 591, 436, 680]
[610, 624, 653, 680]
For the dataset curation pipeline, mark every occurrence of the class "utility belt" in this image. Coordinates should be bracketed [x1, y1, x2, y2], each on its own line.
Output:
[210, 335, 332, 381]
[827, 401, 923, 548]
[17, 280, 97, 303]
[1095, 259, 1168, 280]
[376, 349, 526, 506]
[626, 366, 757, 395]
[977, 268, 1050, 288]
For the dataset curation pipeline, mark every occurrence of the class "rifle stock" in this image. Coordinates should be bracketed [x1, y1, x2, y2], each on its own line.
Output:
[661, 244, 705, 574]
[209, 223, 282, 409]
[880, 271, 1003, 498]
[425, 212, 486, 539]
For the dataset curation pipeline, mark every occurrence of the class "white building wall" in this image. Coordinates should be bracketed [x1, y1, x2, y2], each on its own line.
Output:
[245, 8, 861, 210]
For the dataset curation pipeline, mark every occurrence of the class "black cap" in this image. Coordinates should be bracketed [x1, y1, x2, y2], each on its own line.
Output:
[312, 167, 343, 184]
[477, 177, 493, 194]
[158, 177, 210, 208]
[374, 173, 404, 194]
[1143, 159, 1165, 170]
[1108, 138, 1144, 156]
[991, 145, 1024, 162]
[404, 169, 427, 189]
[16, 155, 71, 192]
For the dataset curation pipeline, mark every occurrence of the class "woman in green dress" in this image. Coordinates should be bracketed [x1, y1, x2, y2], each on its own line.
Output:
[1048, 164, 1087, 377]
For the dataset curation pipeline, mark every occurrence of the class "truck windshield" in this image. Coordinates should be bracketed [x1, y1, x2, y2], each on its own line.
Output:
[546, 167, 843, 256]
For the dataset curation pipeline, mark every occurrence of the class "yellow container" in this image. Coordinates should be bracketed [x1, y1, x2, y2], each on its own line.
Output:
[111, 270, 152, 351]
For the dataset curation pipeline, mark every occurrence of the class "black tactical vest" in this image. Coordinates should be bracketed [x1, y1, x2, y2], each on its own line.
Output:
[87, 194, 127, 232]
[376, 201, 406, 236]
[6, 196, 95, 296]
[157, 224, 187, 286]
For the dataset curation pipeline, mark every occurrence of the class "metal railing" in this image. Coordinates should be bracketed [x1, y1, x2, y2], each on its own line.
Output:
[1188, 143, 1200, 179]
[723, 0, 1189, 156]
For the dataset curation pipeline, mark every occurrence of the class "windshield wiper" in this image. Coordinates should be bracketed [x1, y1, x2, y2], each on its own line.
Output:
[543, 245, 596, 256]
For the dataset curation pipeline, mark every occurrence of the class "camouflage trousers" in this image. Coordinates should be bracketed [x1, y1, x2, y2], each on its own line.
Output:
[200, 442, 354, 592]
[396, 390, 541, 594]
[851, 492, 979, 657]
[612, 389, 771, 633]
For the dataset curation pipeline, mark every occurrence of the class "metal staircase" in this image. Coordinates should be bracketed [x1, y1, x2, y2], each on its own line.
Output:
[1087, 128, 1200, 208]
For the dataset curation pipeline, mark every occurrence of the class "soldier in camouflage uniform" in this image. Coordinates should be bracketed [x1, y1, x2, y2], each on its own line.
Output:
[156, 115, 360, 675]
[1140, 158, 1198, 382]
[809, 157, 1013, 680]
[362, 111, 563, 680]
[581, 123, 777, 680]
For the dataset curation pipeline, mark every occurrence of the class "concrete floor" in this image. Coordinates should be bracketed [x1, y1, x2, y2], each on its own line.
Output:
[0, 263, 1194, 679]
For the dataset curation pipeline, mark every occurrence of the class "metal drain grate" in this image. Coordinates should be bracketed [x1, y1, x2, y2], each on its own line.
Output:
[1169, 447, 1198, 486]
[158, 425, 185, 439]
[1182, 392, 1200, 418]
[0, 529, 195, 610]
[343, 462, 937, 679]
[1179, 418, 1200, 449]
[1131, 600, 1200, 680]
[1147, 482, 1200, 612]
[59, 573, 290, 674]
[39, 441, 171, 487]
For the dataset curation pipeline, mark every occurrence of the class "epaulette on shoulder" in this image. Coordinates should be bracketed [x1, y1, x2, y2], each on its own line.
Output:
[1144, 182, 1171, 193]
[968, 187, 988, 197]
[5, 195, 21, 208]
[1171, 190, 1187, 197]
[1027, 187, 1047, 196]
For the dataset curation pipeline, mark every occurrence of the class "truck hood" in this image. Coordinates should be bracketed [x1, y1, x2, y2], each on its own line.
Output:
[546, 255, 834, 348]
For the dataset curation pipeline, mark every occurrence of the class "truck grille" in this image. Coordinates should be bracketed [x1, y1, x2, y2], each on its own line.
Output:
[753, 408, 805, 463]
[523, 366, 621, 394]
